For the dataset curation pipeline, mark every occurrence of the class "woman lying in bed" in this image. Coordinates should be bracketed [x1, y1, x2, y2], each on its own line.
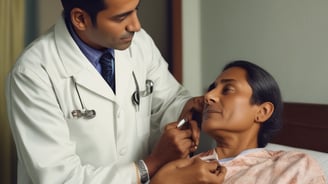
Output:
[198, 60, 326, 183]
[151, 60, 326, 183]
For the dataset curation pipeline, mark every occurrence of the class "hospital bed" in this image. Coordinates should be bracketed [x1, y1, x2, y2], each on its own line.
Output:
[266, 102, 328, 178]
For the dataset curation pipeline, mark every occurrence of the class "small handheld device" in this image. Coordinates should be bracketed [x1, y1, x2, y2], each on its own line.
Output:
[176, 119, 187, 129]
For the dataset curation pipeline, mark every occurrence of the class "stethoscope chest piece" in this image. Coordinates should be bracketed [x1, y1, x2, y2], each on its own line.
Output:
[71, 76, 96, 119]
[71, 109, 96, 119]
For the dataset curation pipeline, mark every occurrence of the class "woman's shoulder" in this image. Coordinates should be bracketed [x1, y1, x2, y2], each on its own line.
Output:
[225, 149, 326, 183]
[265, 149, 318, 162]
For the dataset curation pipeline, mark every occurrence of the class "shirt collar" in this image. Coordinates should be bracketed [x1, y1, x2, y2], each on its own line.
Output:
[215, 148, 264, 163]
[66, 19, 114, 71]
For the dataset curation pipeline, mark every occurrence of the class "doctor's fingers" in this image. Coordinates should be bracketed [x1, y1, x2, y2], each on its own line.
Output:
[193, 159, 226, 184]
[164, 120, 185, 130]
[162, 124, 193, 140]
[175, 138, 197, 158]
[170, 157, 194, 169]
[174, 128, 198, 153]
[189, 120, 200, 147]
[160, 135, 195, 157]
[178, 96, 204, 121]
[207, 165, 226, 184]
[155, 138, 193, 160]
[201, 169, 226, 184]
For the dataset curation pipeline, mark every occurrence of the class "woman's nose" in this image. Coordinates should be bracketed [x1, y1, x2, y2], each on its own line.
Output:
[204, 90, 219, 105]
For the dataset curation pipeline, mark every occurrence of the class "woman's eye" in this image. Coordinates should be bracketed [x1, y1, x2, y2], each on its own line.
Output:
[222, 86, 234, 94]
[207, 82, 216, 92]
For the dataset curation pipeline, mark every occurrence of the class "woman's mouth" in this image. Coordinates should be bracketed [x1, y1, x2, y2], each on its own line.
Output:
[204, 108, 222, 114]
[203, 108, 223, 120]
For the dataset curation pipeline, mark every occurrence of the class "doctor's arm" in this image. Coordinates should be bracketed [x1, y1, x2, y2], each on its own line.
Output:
[137, 29, 206, 180]
[144, 119, 200, 178]
[151, 157, 226, 184]
[140, 75, 202, 178]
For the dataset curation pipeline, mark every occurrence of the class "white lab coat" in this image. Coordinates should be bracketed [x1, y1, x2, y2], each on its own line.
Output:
[6, 17, 191, 184]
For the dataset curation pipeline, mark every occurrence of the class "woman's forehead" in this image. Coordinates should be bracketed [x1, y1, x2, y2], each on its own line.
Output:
[216, 67, 248, 83]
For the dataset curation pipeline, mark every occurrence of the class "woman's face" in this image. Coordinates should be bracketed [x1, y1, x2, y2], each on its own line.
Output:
[202, 67, 261, 136]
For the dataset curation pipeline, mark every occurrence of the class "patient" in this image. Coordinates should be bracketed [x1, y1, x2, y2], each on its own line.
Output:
[151, 60, 326, 183]
[197, 60, 326, 183]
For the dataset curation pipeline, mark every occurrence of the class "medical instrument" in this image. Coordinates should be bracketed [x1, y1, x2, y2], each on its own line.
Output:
[132, 72, 140, 111]
[71, 77, 96, 119]
[176, 119, 187, 128]
[131, 71, 154, 111]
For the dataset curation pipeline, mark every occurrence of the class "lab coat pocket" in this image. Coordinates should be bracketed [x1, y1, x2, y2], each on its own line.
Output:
[136, 94, 152, 139]
[66, 118, 97, 139]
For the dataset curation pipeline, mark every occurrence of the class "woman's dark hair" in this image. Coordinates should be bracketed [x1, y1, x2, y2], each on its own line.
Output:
[60, 0, 107, 26]
[216, 60, 283, 147]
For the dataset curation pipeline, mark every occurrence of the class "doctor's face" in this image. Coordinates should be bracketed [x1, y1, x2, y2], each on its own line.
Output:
[78, 0, 141, 50]
[202, 67, 261, 137]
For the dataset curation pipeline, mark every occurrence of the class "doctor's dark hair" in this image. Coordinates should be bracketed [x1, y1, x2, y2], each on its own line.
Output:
[208, 60, 283, 148]
[60, 0, 107, 25]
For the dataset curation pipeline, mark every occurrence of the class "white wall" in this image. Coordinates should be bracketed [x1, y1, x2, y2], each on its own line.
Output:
[183, 0, 328, 104]
[182, 0, 202, 96]
[38, 0, 62, 34]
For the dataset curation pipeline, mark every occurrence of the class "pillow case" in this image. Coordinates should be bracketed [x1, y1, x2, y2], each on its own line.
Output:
[266, 143, 328, 178]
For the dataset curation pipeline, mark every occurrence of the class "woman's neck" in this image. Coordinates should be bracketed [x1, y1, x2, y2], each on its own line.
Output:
[214, 131, 258, 159]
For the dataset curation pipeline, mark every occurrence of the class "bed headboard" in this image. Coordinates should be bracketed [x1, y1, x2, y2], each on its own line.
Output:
[271, 102, 328, 153]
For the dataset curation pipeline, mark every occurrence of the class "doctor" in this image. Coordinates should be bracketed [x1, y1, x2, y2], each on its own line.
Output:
[6, 0, 223, 183]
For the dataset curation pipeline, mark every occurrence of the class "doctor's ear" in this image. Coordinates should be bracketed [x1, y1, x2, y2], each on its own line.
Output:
[254, 102, 274, 123]
[70, 8, 91, 31]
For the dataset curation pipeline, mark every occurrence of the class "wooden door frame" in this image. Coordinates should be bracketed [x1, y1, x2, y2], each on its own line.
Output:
[171, 0, 182, 83]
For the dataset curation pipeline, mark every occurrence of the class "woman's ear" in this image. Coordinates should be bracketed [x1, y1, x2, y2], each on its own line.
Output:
[255, 102, 274, 123]
[70, 8, 90, 31]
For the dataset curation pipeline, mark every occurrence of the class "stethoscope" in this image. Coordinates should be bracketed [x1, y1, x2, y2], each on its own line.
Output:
[131, 71, 154, 111]
[71, 72, 153, 119]
[71, 76, 96, 119]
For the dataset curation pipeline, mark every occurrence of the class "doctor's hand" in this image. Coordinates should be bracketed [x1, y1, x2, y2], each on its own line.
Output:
[144, 120, 200, 178]
[179, 96, 204, 125]
[150, 157, 226, 184]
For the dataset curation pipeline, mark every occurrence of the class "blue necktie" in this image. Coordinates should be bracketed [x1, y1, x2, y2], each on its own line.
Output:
[99, 52, 115, 93]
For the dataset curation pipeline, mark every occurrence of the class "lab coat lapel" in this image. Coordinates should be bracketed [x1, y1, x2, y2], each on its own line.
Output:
[71, 49, 135, 103]
[114, 49, 135, 105]
[54, 17, 116, 102]
[72, 69, 117, 102]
